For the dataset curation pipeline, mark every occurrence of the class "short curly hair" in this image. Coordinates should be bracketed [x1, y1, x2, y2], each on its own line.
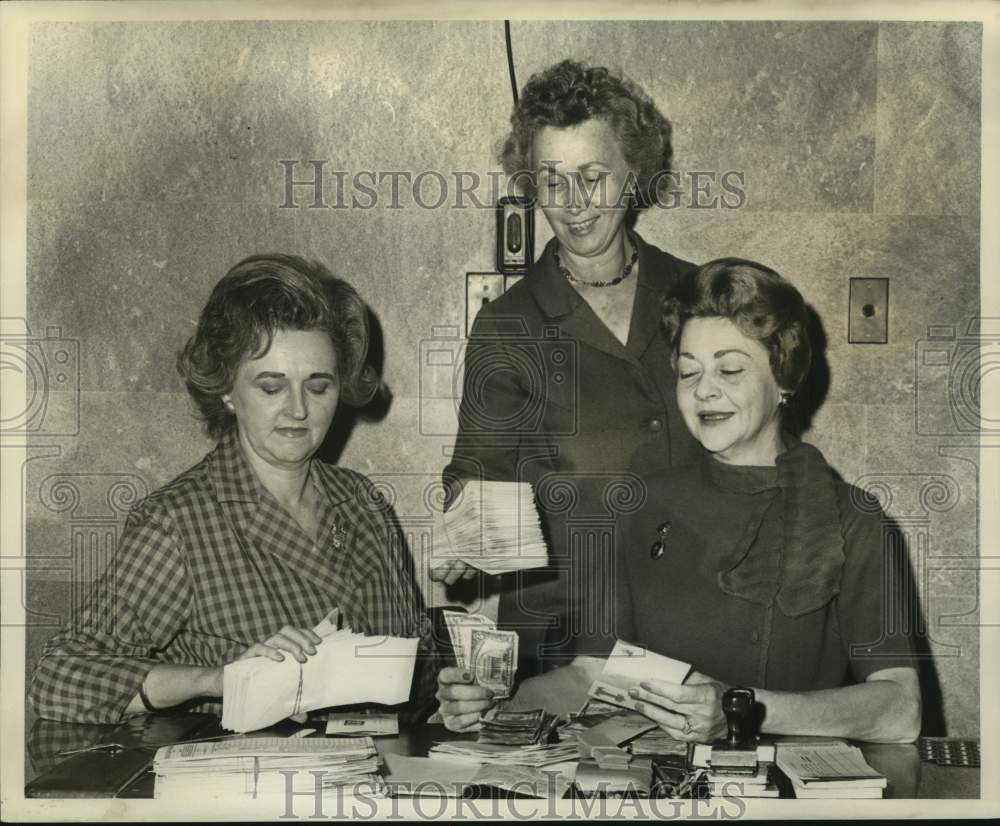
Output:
[498, 59, 673, 210]
[662, 258, 812, 395]
[177, 254, 379, 440]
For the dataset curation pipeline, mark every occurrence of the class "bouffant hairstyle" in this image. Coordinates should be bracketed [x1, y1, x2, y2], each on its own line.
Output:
[498, 59, 673, 210]
[177, 254, 379, 440]
[661, 258, 812, 396]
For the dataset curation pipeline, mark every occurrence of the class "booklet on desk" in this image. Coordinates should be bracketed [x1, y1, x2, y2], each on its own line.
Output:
[776, 742, 886, 799]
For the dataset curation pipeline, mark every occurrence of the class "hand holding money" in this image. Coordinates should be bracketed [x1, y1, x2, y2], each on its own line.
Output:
[443, 611, 518, 699]
[428, 559, 478, 585]
[436, 667, 496, 732]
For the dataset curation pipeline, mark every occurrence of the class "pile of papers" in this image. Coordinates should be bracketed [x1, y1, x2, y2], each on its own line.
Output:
[223, 611, 418, 732]
[587, 640, 691, 712]
[443, 610, 517, 698]
[153, 736, 382, 800]
[435, 481, 549, 574]
[566, 710, 659, 751]
[383, 754, 576, 798]
[428, 740, 580, 768]
[776, 742, 887, 799]
[478, 708, 560, 746]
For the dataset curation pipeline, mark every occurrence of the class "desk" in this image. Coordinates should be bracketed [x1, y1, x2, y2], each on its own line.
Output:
[25, 715, 979, 800]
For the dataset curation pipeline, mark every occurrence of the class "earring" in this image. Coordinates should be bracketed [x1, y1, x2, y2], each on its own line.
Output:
[779, 392, 792, 408]
[222, 396, 235, 412]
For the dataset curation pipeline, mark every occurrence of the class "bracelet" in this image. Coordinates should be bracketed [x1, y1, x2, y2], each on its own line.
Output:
[137, 679, 158, 712]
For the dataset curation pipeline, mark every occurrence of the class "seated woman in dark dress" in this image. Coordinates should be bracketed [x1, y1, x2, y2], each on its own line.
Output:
[618, 258, 921, 743]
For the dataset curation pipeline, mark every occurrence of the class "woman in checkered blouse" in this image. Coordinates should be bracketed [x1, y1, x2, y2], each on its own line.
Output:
[29, 254, 438, 724]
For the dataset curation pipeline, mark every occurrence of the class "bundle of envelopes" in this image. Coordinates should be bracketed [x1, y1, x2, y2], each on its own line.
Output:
[428, 741, 580, 768]
[222, 610, 418, 732]
[443, 610, 517, 698]
[478, 708, 560, 746]
[153, 736, 382, 800]
[587, 640, 691, 712]
[435, 481, 549, 574]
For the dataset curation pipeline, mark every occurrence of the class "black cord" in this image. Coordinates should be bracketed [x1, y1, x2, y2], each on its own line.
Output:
[504, 20, 518, 105]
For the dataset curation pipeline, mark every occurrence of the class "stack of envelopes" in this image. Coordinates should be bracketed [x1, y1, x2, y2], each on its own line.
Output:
[436, 481, 549, 574]
[153, 736, 382, 800]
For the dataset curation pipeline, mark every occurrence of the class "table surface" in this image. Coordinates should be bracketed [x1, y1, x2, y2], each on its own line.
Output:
[24, 714, 980, 800]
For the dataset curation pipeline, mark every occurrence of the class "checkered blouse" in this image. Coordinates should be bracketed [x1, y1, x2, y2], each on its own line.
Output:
[28, 430, 439, 724]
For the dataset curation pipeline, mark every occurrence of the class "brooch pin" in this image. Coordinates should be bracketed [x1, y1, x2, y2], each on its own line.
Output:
[330, 522, 349, 549]
[650, 520, 672, 560]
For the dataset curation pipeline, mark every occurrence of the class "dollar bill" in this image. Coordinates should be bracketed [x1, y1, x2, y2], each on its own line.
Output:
[443, 610, 494, 671]
[469, 628, 517, 698]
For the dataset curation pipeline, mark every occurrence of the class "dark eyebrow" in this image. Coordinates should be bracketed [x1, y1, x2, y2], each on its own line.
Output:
[677, 349, 750, 360]
[253, 371, 336, 381]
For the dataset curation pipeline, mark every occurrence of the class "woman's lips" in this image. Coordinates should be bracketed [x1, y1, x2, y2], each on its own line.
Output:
[698, 411, 734, 424]
[566, 216, 598, 235]
[276, 427, 309, 437]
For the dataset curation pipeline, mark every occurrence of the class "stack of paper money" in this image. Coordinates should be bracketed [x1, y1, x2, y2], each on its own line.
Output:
[436, 481, 549, 574]
[477, 708, 560, 746]
[427, 740, 581, 768]
[153, 736, 382, 800]
[443, 610, 517, 698]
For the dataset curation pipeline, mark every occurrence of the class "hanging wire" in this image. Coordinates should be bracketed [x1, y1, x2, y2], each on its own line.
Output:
[504, 20, 518, 105]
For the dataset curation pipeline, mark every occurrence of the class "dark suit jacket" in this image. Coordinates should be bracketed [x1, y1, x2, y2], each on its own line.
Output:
[444, 231, 700, 675]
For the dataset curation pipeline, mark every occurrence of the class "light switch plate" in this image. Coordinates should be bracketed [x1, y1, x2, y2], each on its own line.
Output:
[466, 272, 505, 336]
[849, 277, 889, 344]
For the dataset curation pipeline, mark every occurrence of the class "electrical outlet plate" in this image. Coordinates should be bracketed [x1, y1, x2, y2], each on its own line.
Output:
[848, 277, 889, 344]
[466, 272, 505, 336]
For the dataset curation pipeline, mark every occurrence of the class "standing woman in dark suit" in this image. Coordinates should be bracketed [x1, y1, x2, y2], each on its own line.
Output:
[434, 60, 700, 731]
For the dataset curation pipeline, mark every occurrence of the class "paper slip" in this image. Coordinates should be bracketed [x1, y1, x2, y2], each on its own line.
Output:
[692, 743, 776, 767]
[222, 621, 418, 732]
[434, 481, 549, 574]
[325, 713, 399, 737]
[587, 640, 691, 712]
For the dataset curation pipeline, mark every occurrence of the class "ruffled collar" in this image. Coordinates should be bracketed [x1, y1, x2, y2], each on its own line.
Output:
[706, 440, 846, 617]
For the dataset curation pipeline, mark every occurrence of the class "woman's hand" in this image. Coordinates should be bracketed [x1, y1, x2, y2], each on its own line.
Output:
[629, 670, 729, 743]
[436, 666, 496, 732]
[428, 560, 480, 585]
[237, 625, 322, 664]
